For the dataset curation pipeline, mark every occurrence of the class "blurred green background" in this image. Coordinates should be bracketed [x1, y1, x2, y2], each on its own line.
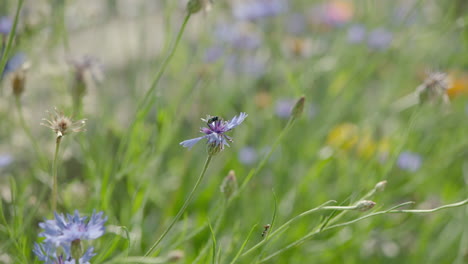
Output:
[0, 0, 467, 263]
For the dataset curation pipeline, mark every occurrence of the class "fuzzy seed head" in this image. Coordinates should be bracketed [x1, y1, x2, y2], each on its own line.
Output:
[41, 108, 86, 138]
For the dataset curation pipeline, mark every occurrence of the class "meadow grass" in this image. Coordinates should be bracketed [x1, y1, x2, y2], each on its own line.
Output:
[0, 0, 468, 263]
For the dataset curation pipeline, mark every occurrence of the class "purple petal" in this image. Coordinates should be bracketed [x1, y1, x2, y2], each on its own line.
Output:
[226, 112, 248, 131]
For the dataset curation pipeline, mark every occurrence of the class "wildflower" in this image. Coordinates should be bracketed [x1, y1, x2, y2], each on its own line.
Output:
[397, 151, 422, 172]
[2, 53, 30, 96]
[446, 71, 468, 98]
[285, 13, 307, 35]
[347, 24, 366, 44]
[34, 242, 96, 264]
[220, 170, 238, 199]
[367, 28, 393, 50]
[0, 16, 12, 36]
[41, 108, 86, 138]
[238, 146, 258, 165]
[0, 154, 13, 168]
[180, 112, 248, 155]
[39, 210, 107, 247]
[232, 0, 287, 21]
[310, 1, 354, 27]
[416, 71, 450, 104]
[275, 99, 295, 119]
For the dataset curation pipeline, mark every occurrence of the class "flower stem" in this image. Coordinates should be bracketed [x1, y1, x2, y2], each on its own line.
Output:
[144, 154, 212, 256]
[52, 137, 62, 212]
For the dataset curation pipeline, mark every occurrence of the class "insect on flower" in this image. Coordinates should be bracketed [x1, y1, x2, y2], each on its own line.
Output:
[180, 112, 248, 155]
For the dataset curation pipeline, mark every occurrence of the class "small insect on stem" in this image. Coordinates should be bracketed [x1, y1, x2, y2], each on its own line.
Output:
[262, 224, 271, 238]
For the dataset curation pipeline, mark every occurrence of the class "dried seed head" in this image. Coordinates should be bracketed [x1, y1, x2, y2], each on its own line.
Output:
[355, 200, 376, 212]
[41, 108, 86, 138]
[220, 170, 238, 199]
[416, 71, 450, 105]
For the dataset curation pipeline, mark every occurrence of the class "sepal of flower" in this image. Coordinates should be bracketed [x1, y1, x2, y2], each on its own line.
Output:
[39, 210, 106, 247]
[180, 112, 248, 152]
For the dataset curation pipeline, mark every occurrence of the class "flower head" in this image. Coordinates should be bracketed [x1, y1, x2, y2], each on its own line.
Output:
[41, 108, 86, 138]
[397, 151, 422, 172]
[180, 112, 248, 154]
[34, 242, 95, 264]
[39, 210, 106, 247]
[0, 16, 12, 36]
[416, 71, 450, 104]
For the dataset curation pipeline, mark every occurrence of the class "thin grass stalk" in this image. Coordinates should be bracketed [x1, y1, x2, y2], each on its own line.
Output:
[144, 154, 213, 256]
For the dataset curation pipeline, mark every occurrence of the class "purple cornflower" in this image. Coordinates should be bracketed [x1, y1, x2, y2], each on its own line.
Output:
[275, 99, 295, 119]
[397, 151, 422, 172]
[347, 24, 366, 44]
[0, 154, 13, 168]
[232, 0, 287, 21]
[238, 146, 258, 165]
[2, 52, 28, 78]
[39, 210, 106, 247]
[0, 16, 12, 36]
[180, 113, 248, 154]
[367, 28, 393, 50]
[34, 242, 95, 264]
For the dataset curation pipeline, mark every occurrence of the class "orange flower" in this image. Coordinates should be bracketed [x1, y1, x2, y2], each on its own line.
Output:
[447, 72, 468, 98]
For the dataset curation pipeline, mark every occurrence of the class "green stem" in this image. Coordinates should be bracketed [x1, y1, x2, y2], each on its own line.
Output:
[14, 97, 48, 169]
[52, 137, 62, 212]
[0, 0, 24, 96]
[144, 155, 213, 256]
[259, 199, 468, 263]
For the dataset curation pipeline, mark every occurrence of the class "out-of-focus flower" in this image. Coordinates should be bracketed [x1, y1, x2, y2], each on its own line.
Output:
[0, 17, 12, 36]
[254, 90, 272, 109]
[67, 55, 104, 86]
[216, 23, 262, 50]
[232, 0, 287, 21]
[367, 28, 393, 50]
[41, 108, 86, 138]
[2, 53, 30, 96]
[347, 24, 366, 44]
[0, 154, 13, 168]
[238, 146, 258, 165]
[327, 123, 359, 151]
[204, 46, 224, 63]
[310, 1, 354, 27]
[274, 99, 294, 119]
[180, 113, 248, 155]
[446, 71, 468, 98]
[397, 151, 422, 172]
[416, 71, 450, 105]
[39, 210, 107, 247]
[286, 13, 307, 35]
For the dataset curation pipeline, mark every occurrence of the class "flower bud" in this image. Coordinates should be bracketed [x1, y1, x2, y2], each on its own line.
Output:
[291, 96, 305, 121]
[220, 170, 238, 199]
[355, 200, 376, 212]
[12, 71, 26, 97]
[187, 0, 212, 14]
[71, 239, 83, 262]
[375, 180, 387, 192]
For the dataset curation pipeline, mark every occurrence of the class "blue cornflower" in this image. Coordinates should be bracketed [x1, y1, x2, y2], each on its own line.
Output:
[39, 210, 107, 247]
[0, 16, 12, 36]
[367, 28, 393, 50]
[2, 52, 28, 78]
[397, 151, 422, 172]
[232, 0, 287, 21]
[34, 242, 95, 264]
[180, 113, 248, 154]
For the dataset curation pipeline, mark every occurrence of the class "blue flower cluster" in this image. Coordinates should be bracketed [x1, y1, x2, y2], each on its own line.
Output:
[34, 210, 107, 264]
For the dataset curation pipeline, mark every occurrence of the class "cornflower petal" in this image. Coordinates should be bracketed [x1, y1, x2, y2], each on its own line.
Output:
[180, 136, 207, 149]
[225, 112, 248, 131]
